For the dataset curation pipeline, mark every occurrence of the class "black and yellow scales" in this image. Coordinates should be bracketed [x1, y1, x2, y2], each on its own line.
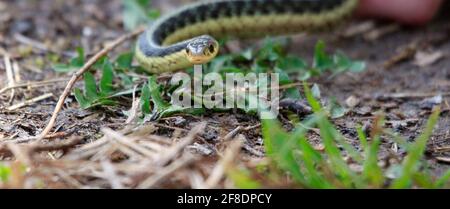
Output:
[135, 0, 359, 74]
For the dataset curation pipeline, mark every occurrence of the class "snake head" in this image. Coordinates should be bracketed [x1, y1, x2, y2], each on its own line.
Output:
[185, 35, 219, 64]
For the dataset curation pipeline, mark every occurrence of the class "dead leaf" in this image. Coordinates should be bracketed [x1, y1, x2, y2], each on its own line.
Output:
[414, 51, 444, 67]
[345, 95, 360, 108]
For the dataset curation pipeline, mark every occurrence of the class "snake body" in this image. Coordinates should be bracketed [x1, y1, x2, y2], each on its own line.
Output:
[136, 0, 359, 74]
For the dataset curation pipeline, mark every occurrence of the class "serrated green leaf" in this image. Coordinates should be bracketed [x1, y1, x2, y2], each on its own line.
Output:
[70, 47, 85, 67]
[84, 72, 99, 100]
[100, 60, 114, 94]
[349, 61, 366, 72]
[119, 73, 134, 87]
[277, 55, 307, 72]
[53, 47, 85, 73]
[93, 56, 108, 69]
[274, 67, 292, 85]
[96, 99, 117, 106]
[313, 40, 333, 71]
[140, 82, 151, 114]
[284, 87, 301, 100]
[148, 76, 169, 110]
[334, 52, 366, 73]
[74, 88, 91, 109]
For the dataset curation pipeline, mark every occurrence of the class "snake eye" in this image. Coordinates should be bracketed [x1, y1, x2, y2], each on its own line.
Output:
[208, 44, 215, 54]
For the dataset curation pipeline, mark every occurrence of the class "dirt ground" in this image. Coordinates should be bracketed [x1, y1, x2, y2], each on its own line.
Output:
[0, 0, 449, 188]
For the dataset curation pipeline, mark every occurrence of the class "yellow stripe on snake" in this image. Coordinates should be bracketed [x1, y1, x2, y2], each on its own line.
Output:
[136, 0, 359, 74]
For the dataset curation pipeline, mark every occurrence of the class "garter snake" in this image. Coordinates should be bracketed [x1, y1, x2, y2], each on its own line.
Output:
[135, 0, 359, 74]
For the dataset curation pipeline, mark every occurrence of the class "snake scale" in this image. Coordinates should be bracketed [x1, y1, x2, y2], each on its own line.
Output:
[135, 0, 359, 74]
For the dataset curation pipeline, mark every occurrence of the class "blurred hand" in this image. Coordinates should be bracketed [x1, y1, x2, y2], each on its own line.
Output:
[357, 0, 443, 25]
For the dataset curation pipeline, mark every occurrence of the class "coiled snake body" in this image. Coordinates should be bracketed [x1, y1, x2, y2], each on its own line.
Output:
[136, 0, 359, 74]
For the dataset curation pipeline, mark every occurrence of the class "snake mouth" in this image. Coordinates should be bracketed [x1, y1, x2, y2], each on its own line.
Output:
[187, 55, 214, 65]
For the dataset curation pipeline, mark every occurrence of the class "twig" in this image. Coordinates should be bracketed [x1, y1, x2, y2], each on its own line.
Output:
[102, 127, 156, 159]
[125, 85, 140, 124]
[378, 92, 450, 100]
[364, 23, 400, 41]
[4, 55, 15, 103]
[433, 146, 450, 153]
[6, 93, 53, 111]
[12, 61, 21, 83]
[383, 41, 418, 69]
[4, 55, 14, 86]
[205, 139, 243, 188]
[0, 78, 69, 95]
[137, 154, 196, 189]
[31, 137, 83, 153]
[42, 132, 68, 139]
[244, 124, 261, 131]
[53, 169, 84, 189]
[6, 143, 32, 167]
[157, 123, 206, 166]
[100, 160, 124, 189]
[0, 137, 83, 157]
[223, 126, 243, 141]
[37, 27, 145, 140]
[153, 123, 191, 133]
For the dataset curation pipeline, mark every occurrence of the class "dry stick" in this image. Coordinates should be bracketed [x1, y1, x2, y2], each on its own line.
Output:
[380, 92, 450, 99]
[138, 154, 196, 189]
[12, 61, 21, 83]
[102, 127, 156, 159]
[37, 27, 145, 140]
[4, 55, 15, 103]
[157, 123, 206, 166]
[7, 93, 53, 111]
[223, 126, 243, 141]
[0, 137, 83, 157]
[205, 139, 243, 188]
[0, 78, 69, 95]
[4, 55, 14, 86]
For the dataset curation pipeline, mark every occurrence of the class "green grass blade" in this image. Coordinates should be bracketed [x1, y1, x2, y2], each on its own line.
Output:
[304, 84, 360, 187]
[0, 164, 11, 183]
[434, 170, 450, 188]
[356, 126, 368, 152]
[262, 119, 306, 183]
[298, 136, 335, 188]
[228, 168, 261, 189]
[362, 136, 384, 188]
[391, 109, 440, 189]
